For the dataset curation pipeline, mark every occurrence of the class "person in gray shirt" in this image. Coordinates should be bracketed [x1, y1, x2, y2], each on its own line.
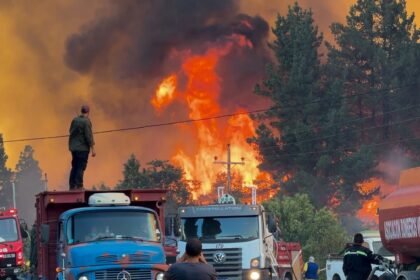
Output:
[164, 238, 216, 280]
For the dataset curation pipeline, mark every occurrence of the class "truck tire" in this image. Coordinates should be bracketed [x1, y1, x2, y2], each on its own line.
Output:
[397, 271, 420, 280]
[333, 274, 341, 280]
[284, 272, 292, 280]
[379, 272, 396, 280]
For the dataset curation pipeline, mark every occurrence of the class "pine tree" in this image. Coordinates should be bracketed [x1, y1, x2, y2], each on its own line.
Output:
[15, 145, 44, 226]
[252, 3, 378, 216]
[0, 134, 13, 208]
[116, 154, 145, 189]
[116, 155, 191, 214]
[327, 0, 420, 159]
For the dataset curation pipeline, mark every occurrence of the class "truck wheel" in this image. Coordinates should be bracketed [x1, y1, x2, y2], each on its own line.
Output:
[284, 272, 293, 280]
[333, 274, 341, 280]
[379, 272, 396, 280]
[396, 271, 420, 280]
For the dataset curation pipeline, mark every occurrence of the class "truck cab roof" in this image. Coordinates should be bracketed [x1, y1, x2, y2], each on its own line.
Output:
[59, 205, 158, 220]
[179, 204, 262, 217]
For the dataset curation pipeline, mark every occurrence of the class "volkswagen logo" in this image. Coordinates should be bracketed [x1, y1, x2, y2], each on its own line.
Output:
[117, 270, 131, 280]
[213, 251, 226, 264]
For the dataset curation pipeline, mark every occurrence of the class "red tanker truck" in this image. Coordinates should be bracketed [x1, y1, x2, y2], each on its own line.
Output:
[378, 167, 420, 280]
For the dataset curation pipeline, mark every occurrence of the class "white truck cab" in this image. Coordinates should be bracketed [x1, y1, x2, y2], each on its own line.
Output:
[177, 202, 278, 280]
[326, 230, 394, 280]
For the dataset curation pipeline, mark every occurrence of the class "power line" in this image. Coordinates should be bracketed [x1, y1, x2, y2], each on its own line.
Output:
[256, 102, 420, 143]
[257, 113, 420, 152]
[3, 108, 269, 143]
[3, 83, 417, 144]
[260, 135, 420, 160]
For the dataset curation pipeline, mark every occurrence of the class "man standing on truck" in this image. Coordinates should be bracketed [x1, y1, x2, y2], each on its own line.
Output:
[343, 233, 379, 280]
[68, 104, 96, 190]
[164, 238, 216, 280]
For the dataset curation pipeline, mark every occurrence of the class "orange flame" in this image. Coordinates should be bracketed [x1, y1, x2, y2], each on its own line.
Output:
[151, 74, 177, 110]
[153, 37, 273, 200]
[357, 178, 396, 226]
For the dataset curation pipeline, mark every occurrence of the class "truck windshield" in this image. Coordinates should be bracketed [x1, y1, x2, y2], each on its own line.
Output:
[181, 216, 259, 242]
[0, 218, 18, 243]
[372, 241, 394, 257]
[67, 210, 160, 244]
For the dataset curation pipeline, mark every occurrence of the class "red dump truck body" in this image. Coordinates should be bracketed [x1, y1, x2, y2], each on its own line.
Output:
[378, 167, 420, 266]
[276, 241, 303, 280]
[34, 189, 168, 280]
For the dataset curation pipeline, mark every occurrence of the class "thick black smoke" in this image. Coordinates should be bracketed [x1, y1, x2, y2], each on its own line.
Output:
[65, 0, 269, 82]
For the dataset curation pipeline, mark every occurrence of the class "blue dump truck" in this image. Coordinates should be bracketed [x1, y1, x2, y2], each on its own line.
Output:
[31, 189, 168, 280]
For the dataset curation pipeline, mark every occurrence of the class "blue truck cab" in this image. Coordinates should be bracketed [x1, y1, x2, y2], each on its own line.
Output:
[33, 190, 168, 280]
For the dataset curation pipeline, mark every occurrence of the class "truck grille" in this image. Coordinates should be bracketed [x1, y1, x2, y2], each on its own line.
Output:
[94, 269, 151, 280]
[203, 248, 242, 280]
[0, 254, 16, 268]
[95, 254, 151, 264]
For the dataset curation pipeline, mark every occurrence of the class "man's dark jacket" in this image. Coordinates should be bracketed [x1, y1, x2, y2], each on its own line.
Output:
[343, 244, 378, 280]
[69, 115, 94, 152]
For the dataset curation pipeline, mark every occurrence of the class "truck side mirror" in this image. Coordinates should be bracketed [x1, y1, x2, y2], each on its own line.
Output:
[266, 213, 277, 233]
[20, 224, 29, 239]
[40, 224, 50, 244]
[173, 216, 181, 238]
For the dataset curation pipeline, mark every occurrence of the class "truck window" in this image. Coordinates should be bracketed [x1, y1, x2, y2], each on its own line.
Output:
[0, 218, 18, 243]
[67, 210, 160, 244]
[372, 241, 393, 257]
[181, 216, 259, 242]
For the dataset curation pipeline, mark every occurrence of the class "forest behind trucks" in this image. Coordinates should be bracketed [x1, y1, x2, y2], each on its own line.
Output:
[177, 194, 303, 280]
[31, 189, 169, 280]
[378, 167, 420, 280]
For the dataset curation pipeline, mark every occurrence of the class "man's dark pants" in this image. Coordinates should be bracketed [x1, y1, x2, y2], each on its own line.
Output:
[69, 151, 89, 189]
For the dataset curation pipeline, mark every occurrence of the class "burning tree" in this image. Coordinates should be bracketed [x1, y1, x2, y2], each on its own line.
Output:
[326, 0, 420, 222]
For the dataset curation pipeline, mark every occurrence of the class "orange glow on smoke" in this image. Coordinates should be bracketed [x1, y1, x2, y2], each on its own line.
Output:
[152, 37, 273, 199]
[151, 74, 177, 110]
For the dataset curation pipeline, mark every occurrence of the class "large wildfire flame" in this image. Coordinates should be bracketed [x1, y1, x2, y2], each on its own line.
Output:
[151, 36, 273, 198]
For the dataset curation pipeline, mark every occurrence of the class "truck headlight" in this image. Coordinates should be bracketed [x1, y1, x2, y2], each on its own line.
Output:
[250, 257, 260, 268]
[156, 272, 165, 280]
[78, 276, 89, 280]
[249, 270, 261, 280]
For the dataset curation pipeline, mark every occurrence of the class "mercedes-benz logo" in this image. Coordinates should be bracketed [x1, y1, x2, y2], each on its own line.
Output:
[213, 251, 226, 264]
[117, 270, 131, 280]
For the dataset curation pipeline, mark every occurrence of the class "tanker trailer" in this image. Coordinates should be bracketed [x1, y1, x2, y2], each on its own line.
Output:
[378, 167, 420, 280]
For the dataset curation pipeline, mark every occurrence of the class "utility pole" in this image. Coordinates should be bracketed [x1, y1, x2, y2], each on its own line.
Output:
[44, 173, 48, 191]
[245, 184, 257, 205]
[214, 144, 244, 193]
[11, 173, 16, 208]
